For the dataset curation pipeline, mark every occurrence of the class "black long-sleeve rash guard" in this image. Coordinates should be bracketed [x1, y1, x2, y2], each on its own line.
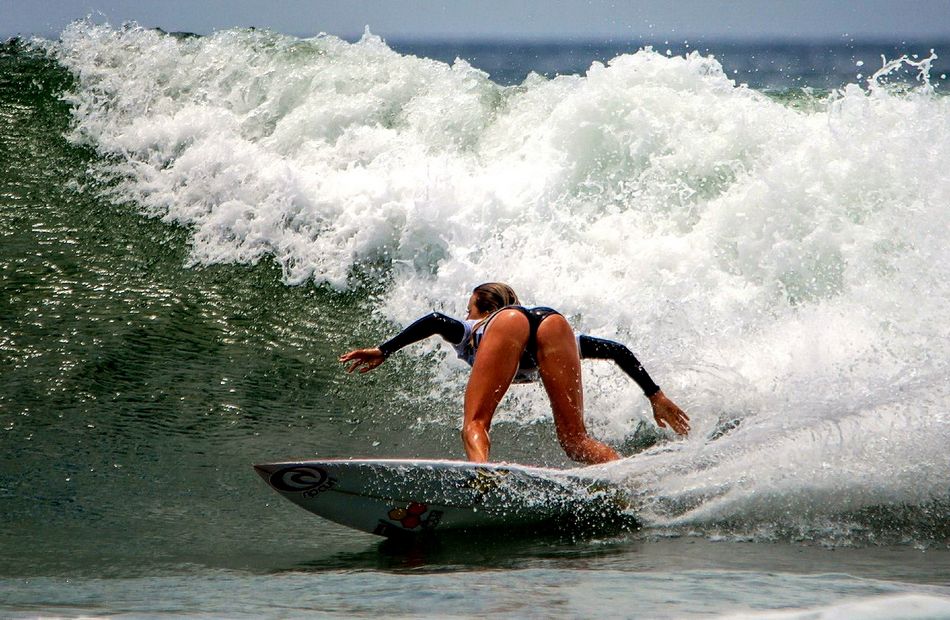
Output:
[378, 313, 465, 358]
[377, 312, 661, 396]
[577, 335, 661, 397]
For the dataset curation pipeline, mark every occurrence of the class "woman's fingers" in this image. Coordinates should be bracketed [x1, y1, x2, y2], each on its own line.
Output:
[340, 348, 384, 373]
[662, 409, 688, 435]
[653, 399, 690, 436]
[341, 348, 370, 360]
[670, 408, 690, 435]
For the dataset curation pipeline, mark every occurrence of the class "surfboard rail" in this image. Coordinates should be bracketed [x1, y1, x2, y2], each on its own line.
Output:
[255, 458, 636, 538]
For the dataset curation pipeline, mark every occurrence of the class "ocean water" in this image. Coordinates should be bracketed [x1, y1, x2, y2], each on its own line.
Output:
[2, 22, 950, 618]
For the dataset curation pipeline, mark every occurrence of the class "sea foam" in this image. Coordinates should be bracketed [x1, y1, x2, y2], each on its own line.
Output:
[48, 23, 950, 537]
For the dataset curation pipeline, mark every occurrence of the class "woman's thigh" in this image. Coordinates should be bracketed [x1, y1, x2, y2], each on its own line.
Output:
[464, 309, 530, 426]
[534, 314, 587, 438]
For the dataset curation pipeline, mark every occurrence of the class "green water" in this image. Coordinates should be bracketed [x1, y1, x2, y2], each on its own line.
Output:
[0, 45, 572, 579]
[0, 44, 402, 575]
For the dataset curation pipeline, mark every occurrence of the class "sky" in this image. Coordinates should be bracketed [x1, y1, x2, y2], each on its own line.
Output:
[3, 0, 950, 42]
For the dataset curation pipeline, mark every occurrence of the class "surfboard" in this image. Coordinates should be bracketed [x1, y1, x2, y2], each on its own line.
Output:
[254, 459, 635, 537]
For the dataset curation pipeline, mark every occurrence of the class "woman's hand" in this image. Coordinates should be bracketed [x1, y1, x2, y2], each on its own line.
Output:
[339, 348, 386, 374]
[648, 390, 690, 436]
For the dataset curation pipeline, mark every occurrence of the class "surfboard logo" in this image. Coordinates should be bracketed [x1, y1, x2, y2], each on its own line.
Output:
[384, 501, 443, 531]
[270, 465, 334, 494]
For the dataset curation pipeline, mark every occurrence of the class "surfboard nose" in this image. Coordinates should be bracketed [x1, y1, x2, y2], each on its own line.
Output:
[253, 463, 279, 482]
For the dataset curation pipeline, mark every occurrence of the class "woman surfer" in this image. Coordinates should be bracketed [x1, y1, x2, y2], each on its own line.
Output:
[339, 283, 689, 464]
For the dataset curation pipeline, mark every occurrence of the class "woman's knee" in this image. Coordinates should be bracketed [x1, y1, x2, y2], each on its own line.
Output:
[557, 431, 619, 464]
[461, 419, 489, 442]
[557, 433, 592, 462]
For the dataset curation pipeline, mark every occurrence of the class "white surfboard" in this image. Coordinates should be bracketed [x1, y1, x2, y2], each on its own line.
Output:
[254, 459, 635, 537]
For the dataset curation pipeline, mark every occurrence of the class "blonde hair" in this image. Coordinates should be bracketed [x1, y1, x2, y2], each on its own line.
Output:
[469, 282, 520, 345]
[472, 282, 519, 313]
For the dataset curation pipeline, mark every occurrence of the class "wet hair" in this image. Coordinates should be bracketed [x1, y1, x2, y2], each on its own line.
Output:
[471, 282, 520, 314]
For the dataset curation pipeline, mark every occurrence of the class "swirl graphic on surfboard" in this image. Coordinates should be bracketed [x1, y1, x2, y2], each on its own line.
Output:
[269, 466, 331, 493]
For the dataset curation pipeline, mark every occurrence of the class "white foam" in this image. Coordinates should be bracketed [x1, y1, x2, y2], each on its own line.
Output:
[48, 23, 950, 536]
[720, 593, 950, 620]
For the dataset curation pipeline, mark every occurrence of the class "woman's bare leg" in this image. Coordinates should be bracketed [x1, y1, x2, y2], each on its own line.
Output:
[462, 309, 529, 461]
[535, 315, 620, 464]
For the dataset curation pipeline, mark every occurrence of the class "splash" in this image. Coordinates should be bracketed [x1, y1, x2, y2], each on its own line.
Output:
[46, 22, 950, 542]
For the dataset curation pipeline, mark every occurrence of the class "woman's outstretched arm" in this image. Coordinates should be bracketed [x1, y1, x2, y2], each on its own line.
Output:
[340, 313, 466, 373]
[578, 335, 660, 395]
[578, 335, 690, 436]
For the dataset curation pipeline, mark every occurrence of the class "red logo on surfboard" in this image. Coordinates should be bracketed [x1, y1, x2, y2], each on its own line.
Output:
[386, 501, 443, 530]
[388, 502, 429, 529]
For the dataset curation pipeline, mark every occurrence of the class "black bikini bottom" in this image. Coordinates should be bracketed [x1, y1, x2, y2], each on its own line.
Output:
[506, 306, 560, 369]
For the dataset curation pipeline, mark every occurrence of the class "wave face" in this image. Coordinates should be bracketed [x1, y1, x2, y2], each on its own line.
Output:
[44, 23, 950, 542]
